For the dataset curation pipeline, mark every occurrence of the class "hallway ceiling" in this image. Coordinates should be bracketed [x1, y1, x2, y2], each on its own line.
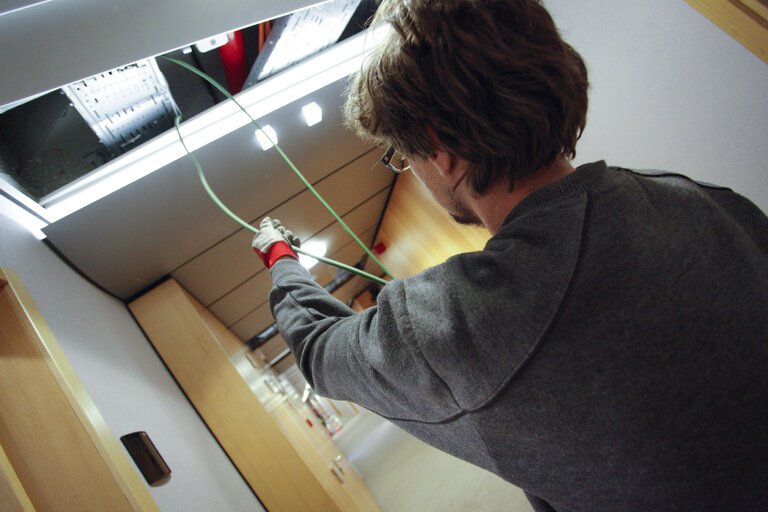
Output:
[43, 77, 394, 343]
[0, 0, 394, 344]
[0, 0, 377, 200]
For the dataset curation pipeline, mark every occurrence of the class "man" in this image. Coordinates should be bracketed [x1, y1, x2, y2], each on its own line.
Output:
[252, 1, 768, 510]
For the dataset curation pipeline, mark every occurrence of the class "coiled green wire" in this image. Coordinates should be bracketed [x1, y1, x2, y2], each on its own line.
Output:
[164, 56, 390, 286]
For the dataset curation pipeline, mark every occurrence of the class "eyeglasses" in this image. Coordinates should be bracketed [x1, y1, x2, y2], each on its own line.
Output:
[381, 145, 411, 173]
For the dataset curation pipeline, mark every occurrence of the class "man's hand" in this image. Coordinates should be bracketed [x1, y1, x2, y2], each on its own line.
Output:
[252, 217, 300, 252]
[252, 217, 300, 268]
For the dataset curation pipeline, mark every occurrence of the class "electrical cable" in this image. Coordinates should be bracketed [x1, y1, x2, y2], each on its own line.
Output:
[172, 116, 388, 286]
[161, 55, 395, 281]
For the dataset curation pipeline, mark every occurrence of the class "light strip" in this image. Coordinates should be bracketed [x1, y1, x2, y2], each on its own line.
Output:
[41, 25, 390, 223]
[0, 0, 53, 18]
[0, 195, 47, 239]
[0, 175, 52, 222]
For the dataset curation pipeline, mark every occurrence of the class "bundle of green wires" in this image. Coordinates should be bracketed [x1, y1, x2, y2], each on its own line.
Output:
[164, 55, 392, 286]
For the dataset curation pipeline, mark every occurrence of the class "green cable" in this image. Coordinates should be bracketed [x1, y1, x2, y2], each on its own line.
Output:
[173, 116, 389, 286]
[161, 55, 395, 280]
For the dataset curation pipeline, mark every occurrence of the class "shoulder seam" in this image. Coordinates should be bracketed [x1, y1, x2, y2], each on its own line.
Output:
[465, 191, 590, 414]
[615, 167, 733, 191]
[395, 281, 467, 423]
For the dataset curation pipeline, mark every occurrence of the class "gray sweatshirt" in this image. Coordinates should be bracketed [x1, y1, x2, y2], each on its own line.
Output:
[269, 161, 768, 512]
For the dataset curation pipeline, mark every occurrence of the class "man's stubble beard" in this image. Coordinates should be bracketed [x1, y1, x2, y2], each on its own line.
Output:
[448, 185, 483, 227]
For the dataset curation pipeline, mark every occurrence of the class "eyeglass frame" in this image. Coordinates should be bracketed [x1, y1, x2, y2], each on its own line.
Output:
[381, 145, 411, 173]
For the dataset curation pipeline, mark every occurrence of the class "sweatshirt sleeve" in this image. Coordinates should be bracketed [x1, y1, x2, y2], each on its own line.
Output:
[267, 258, 463, 423]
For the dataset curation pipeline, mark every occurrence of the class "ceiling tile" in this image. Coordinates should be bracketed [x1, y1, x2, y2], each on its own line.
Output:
[172, 149, 390, 306]
[231, 302, 275, 341]
[209, 270, 273, 327]
[227, 225, 377, 340]
[309, 225, 378, 285]
[43, 79, 375, 299]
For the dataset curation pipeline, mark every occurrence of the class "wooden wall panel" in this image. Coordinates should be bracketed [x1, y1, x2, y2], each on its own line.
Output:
[374, 171, 491, 278]
[0, 267, 159, 512]
[684, 0, 768, 65]
[129, 279, 342, 512]
[189, 287, 380, 511]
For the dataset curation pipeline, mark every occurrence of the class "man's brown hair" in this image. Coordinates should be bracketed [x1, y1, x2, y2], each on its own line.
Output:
[344, 0, 589, 195]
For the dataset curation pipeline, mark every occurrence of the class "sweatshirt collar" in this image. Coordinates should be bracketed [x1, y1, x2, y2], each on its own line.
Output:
[501, 160, 607, 226]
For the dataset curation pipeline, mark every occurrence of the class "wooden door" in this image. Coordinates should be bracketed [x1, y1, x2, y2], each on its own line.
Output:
[0, 267, 159, 512]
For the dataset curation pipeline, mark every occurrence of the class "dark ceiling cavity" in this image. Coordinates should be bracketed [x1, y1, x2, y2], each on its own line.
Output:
[0, 0, 377, 202]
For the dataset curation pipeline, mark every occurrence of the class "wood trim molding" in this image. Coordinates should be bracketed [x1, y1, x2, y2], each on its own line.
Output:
[0, 443, 35, 512]
[683, 0, 768, 65]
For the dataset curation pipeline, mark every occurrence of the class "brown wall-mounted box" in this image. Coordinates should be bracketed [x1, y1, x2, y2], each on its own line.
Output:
[120, 432, 171, 487]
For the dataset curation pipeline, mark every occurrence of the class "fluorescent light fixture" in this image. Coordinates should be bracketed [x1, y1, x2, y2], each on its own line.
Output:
[255, 125, 278, 150]
[298, 240, 327, 270]
[40, 25, 391, 223]
[301, 102, 323, 126]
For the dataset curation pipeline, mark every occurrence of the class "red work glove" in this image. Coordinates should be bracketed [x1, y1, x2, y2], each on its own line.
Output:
[252, 217, 300, 269]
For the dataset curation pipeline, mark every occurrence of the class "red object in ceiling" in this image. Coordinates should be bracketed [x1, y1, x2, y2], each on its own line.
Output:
[218, 31, 247, 94]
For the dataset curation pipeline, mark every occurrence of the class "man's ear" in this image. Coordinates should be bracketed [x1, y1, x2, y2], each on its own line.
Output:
[425, 126, 460, 180]
[430, 150, 456, 178]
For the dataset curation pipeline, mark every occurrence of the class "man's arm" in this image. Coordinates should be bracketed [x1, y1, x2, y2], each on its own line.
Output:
[268, 258, 463, 423]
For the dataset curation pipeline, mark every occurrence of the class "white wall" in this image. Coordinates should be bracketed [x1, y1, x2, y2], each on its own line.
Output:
[0, 206, 265, 512]
[546, 0, 768, 214]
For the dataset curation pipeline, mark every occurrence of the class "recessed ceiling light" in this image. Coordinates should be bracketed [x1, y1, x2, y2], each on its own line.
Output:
[255, 125, 277, 150]
[298, 240, 327, 270]
[301, 102, 323, 127]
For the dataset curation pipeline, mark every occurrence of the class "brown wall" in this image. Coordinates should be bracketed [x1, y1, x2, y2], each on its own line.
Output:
[374, 171, 491, 278]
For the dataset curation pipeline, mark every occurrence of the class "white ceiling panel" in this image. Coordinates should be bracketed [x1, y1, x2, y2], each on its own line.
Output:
[231, 302, 276, 341]
[229, 226, 378, 340]
[43, 79, 390, 300]
[211, 219, 381, 329]
[0, 0, 324, 105]
[210, 270, 273, 327]
[305, 225, 380, 287]
[171, 149, 391, 306]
